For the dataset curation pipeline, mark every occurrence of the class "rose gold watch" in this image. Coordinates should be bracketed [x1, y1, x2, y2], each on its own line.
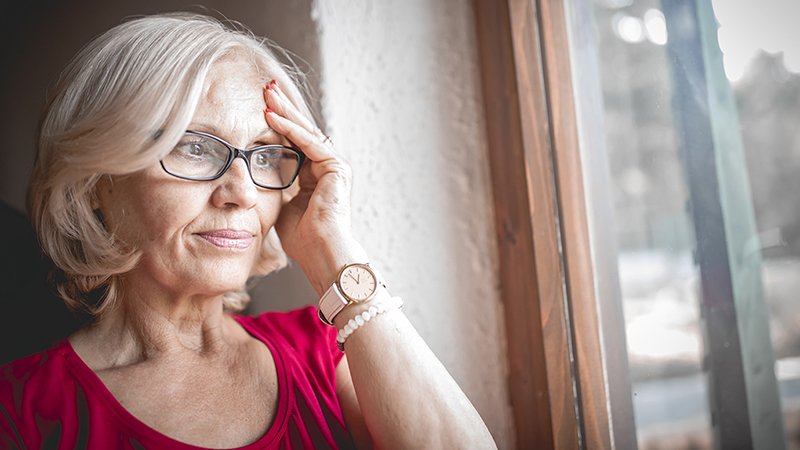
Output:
[318, 263, 387, 325]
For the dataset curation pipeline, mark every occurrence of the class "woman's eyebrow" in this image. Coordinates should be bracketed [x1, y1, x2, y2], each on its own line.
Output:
[256, 126, 277, 138]
[254, 127, 284, 145]
[187, 122, 220, 135]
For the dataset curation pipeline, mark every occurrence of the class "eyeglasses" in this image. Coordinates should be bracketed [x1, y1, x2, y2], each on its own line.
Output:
[160, 130, 306, 190]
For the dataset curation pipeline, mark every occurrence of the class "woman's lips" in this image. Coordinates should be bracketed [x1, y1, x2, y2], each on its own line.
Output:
[196, 230, 254, 250]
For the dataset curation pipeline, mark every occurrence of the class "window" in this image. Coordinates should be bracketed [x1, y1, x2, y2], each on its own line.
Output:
[474, 0, 800, 448]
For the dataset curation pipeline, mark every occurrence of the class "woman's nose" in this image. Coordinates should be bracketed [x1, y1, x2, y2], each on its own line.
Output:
[211, 157, 258, 209]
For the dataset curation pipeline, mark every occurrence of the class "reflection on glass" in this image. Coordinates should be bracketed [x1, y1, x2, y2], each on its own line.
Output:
[589, 1, 713, 446]
[585, 0, 800, 448]
[733, 38, 800, 450]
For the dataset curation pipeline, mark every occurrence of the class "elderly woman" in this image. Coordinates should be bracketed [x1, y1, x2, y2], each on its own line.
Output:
[0, 13, 496, 450]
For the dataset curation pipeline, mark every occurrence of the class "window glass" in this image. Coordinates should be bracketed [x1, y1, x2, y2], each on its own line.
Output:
[588, 1, 712, 446]
[720, 1, 800, 447]
[572, 0, 800, 448]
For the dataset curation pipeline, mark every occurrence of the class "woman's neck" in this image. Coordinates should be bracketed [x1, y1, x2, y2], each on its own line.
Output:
[70, 278, 239, 371]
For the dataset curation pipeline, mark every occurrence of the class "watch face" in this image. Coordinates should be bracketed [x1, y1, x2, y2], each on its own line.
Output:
[339, 265, 377, 302]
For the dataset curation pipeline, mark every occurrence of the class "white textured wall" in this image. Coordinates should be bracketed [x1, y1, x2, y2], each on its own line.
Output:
[312, 1, 513, 447]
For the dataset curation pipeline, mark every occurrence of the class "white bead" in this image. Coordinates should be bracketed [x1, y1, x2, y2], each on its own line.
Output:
[334, 298, 405, 353]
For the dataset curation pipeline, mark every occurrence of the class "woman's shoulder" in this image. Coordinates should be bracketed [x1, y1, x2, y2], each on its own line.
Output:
[0, 342, 79, 413]
[0, 341, 72, 387]
[238, 305, 326, 336]
[0, 341, 78, 435]
[234, 305, 342, 365]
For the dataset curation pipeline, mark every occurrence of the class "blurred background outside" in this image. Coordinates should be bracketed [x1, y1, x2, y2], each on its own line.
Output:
[586, 0, 800, 448]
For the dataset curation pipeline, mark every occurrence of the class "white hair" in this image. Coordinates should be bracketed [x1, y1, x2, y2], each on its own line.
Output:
[27, 13, 315, 316]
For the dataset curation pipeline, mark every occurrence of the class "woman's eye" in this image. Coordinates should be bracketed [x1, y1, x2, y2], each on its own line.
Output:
[253, 152, 275, 169]
[188, 143, 204, 156]
[173, 140, 225, 160]
[173, 141, 208, 158]
[180, 142, 212, 158]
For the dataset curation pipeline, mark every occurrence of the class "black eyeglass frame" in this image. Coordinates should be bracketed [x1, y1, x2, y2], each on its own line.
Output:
[160, 130, 306, 190]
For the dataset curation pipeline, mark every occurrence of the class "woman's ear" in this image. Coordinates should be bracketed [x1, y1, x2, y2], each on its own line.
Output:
[90, 177, 106, 229]
[90, 175, 117, 231]
[92, 208, 107, 229]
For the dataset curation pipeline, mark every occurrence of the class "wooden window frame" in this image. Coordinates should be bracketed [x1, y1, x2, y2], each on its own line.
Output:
[473, 0, 631, 448]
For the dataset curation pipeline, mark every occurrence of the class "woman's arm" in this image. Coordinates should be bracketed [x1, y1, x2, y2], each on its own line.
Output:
[335, 357, 374, 449]
[334, 306, 497, 449]
[263, 81, 496, 449]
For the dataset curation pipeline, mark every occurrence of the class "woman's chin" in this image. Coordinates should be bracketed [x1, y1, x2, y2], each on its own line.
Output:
[200, 273, 251, 295]
[140, 266, 253, 302]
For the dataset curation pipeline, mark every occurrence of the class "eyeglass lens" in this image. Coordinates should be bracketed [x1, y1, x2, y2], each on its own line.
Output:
[161, 132, 302, 189]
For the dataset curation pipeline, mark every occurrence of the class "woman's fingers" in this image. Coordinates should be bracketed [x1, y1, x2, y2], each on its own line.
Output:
[264, 108, 337, 162]
[263, 80, 339, 163]
[263, 80, 317, 134]
[262, 79, 352, 211]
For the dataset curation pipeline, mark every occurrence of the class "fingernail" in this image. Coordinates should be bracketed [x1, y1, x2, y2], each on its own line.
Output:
[265, 108, 275, 115]
[270, 79, 281, 91]
[265, 84, 276, 93]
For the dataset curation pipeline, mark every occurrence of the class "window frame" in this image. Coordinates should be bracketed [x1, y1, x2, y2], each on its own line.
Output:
[473, 0, 635, 448]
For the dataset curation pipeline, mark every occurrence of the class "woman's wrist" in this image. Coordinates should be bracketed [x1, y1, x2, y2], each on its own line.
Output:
[301, 236, 370, 296]
[331, 286, 396, 330]
[332, 291, 402, 351]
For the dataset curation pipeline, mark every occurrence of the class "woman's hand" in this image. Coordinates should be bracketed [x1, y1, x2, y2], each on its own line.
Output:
[263, 81, 368, 294]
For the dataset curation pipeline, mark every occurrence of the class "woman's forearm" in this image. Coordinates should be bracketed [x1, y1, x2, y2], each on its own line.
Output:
[334, 304, 497, 449]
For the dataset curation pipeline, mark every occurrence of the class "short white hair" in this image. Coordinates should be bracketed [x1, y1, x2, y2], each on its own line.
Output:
[27, 13, 315, 316]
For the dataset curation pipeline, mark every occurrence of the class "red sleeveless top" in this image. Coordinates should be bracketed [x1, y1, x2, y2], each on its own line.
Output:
[0, 306, 353, 449]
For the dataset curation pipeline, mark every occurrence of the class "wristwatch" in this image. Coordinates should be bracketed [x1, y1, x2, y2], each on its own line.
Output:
[318, 263, 387, 325]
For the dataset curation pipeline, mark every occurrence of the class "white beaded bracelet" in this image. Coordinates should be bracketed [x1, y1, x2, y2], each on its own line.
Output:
[336, 296, 404, 352]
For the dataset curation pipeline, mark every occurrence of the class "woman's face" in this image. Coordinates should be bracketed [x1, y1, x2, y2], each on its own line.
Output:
[97, 58, 286, 299]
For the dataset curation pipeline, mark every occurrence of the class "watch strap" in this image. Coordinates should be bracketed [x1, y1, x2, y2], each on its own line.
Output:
[319, 282, 348, 326]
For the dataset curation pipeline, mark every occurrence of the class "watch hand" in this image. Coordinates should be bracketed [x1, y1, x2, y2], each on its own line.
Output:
[347, 273, 359, 283]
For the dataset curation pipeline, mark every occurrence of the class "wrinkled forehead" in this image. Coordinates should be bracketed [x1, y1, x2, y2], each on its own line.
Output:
[191, 59, 270, 144]
[203, 60, 264, 105]
[214, 49, 275, 83]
